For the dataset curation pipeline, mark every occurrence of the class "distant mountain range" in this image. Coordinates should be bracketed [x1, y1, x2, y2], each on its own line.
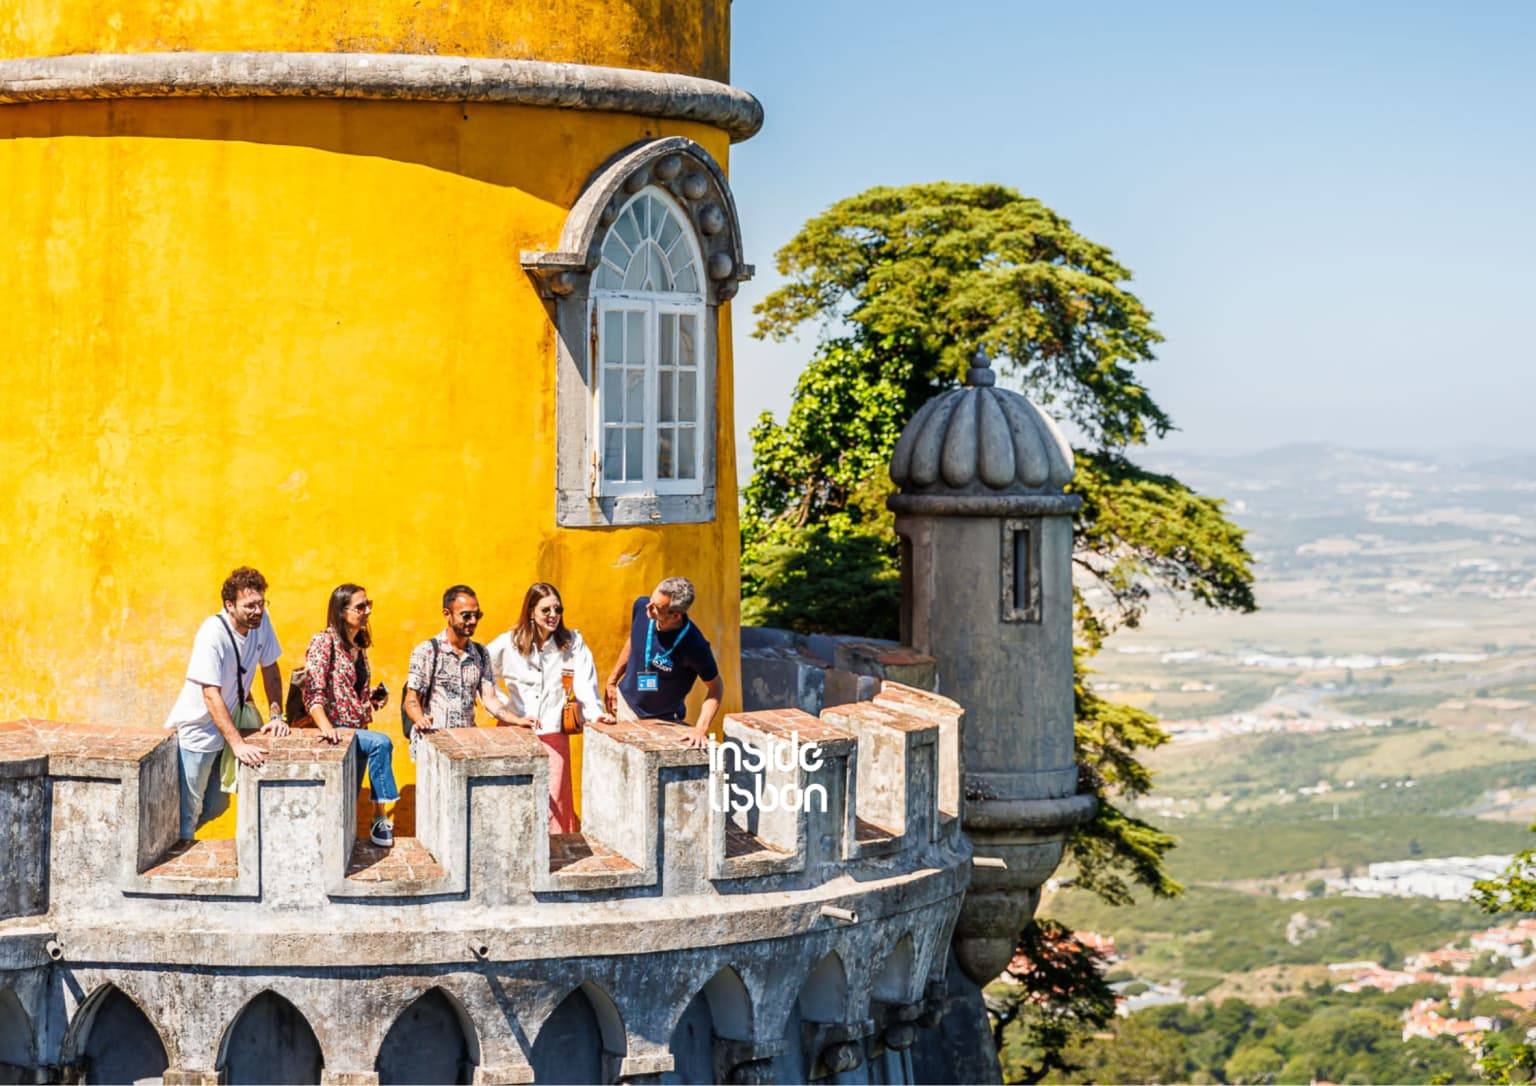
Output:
[1137, 442, 1536, 481]
[1123, 443, 1536, 558]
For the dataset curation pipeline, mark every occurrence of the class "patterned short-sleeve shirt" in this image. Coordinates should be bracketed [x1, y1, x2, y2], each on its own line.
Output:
[406, 634, 491, 731]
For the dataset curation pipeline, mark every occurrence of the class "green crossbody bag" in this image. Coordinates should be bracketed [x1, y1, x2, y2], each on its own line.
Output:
[218, 616, 264, 795]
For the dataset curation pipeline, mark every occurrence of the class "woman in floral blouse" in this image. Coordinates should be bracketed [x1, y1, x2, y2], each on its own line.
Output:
[302, 583, 399, 847]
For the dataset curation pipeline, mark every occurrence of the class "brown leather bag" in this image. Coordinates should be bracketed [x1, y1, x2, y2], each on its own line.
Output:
[560, 668, 584, 735]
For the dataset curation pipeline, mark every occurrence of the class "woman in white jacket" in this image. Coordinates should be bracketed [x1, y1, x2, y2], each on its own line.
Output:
[488, 582, 611, 833]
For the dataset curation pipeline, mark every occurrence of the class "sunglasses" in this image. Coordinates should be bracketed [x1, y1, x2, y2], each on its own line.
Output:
[454, 610, 484, 621]
[348, 602, 373, 614]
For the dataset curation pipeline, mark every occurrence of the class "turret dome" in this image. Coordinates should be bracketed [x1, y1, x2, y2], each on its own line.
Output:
[889, 353, 1074, 497]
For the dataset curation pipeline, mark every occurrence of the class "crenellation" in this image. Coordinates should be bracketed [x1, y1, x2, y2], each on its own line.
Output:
[716, 709, 856, 883]
[871, 682, 964, 828]
[821, 701, 941, 857]
[0, 683, 972, 1080]
[0, 699, 966, 900]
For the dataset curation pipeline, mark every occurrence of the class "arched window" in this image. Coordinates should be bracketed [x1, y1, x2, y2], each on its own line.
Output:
[219, 990, 324, 1085]
[0, 988, 34, 1080]
[522, 137, 751, 528]
[592, 187, 706, 496]
[63, 985, 169, 1086]
[376, 987, 478, 1085]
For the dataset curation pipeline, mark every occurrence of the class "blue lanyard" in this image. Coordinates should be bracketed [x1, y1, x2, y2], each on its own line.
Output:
[644, 618, 692, 670]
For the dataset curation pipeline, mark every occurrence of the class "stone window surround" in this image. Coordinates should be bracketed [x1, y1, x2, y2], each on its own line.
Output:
[592, 188, 707, 497]
[523, 137, 752, 528]
[1000, 518, 1042, 624]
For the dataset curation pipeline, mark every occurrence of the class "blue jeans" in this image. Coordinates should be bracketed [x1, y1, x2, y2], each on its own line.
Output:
[351, 728, 400, 805]
[177, 745, 230, 840]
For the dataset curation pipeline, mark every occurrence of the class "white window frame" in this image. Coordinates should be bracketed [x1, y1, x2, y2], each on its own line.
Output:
[590, 187, 708, 500]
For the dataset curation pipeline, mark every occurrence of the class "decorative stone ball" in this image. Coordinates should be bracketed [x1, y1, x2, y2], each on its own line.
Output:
[707, 251, 735, 281]
[681, 172, 709, 201]
[823, 1042, 862, 1074]
[698, 204, 726, 235]
[623, 171, 647, 194]
[653, 154, 683, 182]
[884, 1022, 917, 1051]
[599, 201, 619, 227]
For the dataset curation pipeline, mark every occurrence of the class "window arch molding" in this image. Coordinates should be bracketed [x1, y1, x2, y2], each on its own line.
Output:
[523, 137, 752, 527]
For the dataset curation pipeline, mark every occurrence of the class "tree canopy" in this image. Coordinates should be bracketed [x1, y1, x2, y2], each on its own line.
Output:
[754, 182, 1169, 447]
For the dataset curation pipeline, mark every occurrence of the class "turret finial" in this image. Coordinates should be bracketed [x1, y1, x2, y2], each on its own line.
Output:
[966, 348, 996, 387]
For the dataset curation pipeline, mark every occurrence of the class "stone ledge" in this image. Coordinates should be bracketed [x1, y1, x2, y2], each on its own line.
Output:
[29, 856, 971, 966]
[0, 717, 169, 776]
[143, 839, 238, 881]
[586, 718, 711, 763]
[962, 792, 1098, 832]
[12, 686, 965, 912]
[0, 51, 765, 142]
[423, 725, 545, 762]
[725, 709, 855, 751]
[345, 838, 448, 884]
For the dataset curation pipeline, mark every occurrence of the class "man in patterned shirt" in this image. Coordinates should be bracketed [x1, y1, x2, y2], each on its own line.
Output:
[402, 584, 522, 751]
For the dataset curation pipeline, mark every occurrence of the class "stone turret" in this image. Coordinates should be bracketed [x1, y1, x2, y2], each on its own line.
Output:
[888, 352, 1097, 984]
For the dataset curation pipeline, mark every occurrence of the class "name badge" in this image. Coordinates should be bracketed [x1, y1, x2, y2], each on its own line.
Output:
[637, 672, 659, 692]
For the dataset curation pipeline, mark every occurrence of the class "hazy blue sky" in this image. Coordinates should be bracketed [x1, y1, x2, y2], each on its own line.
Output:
[727, 1, 1535, 462]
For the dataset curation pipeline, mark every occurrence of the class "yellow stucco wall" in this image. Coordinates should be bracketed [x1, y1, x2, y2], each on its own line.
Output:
[0, 0, 732, 81]
[0, 93, 744, 836]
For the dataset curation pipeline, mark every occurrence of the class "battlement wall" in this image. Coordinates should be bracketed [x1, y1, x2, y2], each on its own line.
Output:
[0, 686, 970, 1083]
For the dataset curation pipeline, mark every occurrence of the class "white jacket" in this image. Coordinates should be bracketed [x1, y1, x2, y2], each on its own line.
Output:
[486, 628, 604, 736]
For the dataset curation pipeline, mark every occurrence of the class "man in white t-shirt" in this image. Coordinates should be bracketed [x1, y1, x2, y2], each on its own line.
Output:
[163, 566, 288, 840]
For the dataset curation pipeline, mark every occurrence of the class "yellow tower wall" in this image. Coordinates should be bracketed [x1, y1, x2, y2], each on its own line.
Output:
[0, 0, 732, 81]
[0, 0, 747, 836]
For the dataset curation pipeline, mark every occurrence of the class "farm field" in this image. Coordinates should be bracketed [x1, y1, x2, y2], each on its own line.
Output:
[1041, 444, 1536, 1049]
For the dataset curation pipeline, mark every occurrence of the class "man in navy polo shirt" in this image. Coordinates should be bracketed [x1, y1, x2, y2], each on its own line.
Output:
[604, 576, 723, 748]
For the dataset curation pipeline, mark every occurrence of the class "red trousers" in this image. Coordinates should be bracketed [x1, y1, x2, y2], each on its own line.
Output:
[539, 731, 580, 834]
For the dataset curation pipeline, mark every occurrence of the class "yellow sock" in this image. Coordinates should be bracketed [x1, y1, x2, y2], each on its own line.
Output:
[377, 800, 397, 819]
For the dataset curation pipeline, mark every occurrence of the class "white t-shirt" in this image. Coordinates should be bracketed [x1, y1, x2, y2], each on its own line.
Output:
[487, 629, 603, 736]
[163, 612, 282, 752]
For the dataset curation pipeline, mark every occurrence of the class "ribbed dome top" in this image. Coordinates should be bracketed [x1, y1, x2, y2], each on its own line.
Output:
[889, 353, 1074, 496]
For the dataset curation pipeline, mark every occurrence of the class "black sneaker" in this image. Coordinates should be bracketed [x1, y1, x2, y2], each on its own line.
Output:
[370, 816, 394, 848]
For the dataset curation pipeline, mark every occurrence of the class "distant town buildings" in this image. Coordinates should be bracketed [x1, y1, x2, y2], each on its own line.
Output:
[1402, 998, 1496, 1052]
[1327, 919, 1536, 1053]
[1328, 855, 1512, 902]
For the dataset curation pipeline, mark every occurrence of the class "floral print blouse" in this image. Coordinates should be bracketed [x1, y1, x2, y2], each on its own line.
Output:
[302, 628, 374, 729]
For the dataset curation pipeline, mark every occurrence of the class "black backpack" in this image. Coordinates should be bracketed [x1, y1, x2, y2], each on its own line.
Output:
[401, 638, 440, 741]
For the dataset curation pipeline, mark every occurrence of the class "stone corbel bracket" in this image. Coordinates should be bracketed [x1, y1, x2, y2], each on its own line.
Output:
[804, 1019, 876, 1081]
[520, 135, 754, 304]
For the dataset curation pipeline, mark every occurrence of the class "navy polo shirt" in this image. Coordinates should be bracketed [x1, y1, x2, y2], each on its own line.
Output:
[617, 597, 718, 721]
